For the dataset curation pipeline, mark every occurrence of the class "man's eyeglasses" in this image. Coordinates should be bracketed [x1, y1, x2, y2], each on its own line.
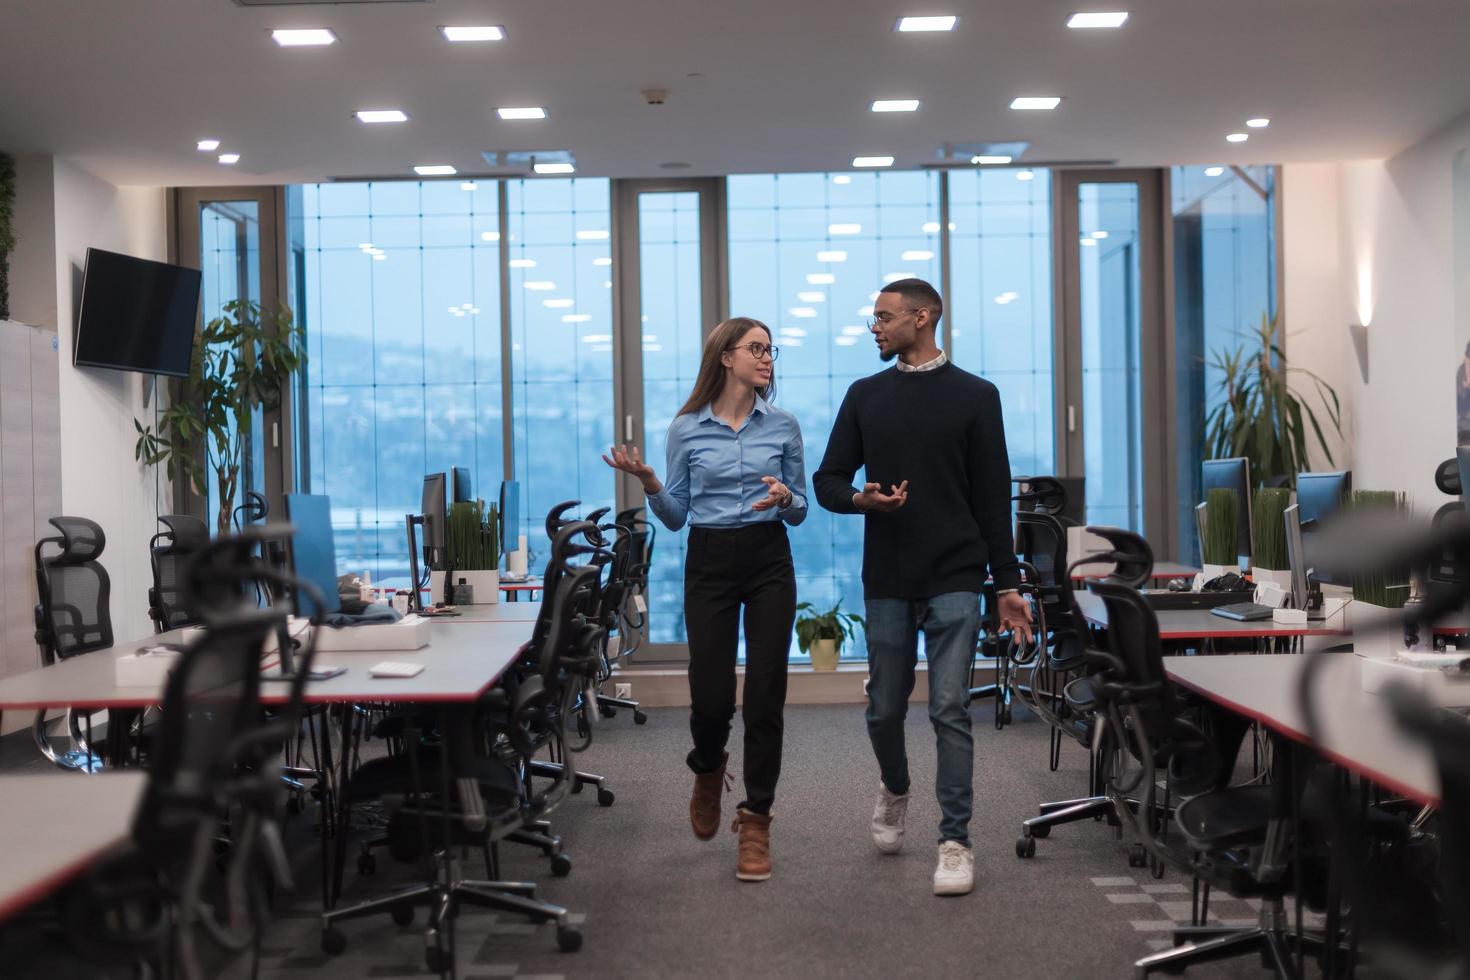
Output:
[866, 308, 922, 330]
[726, 342, 780, 362]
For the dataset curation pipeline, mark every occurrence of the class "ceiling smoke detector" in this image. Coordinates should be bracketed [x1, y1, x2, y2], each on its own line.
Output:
[642, 88, 670, 106]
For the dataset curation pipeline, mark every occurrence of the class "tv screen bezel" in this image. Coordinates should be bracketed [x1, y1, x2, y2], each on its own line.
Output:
[72, 247, 201, 379]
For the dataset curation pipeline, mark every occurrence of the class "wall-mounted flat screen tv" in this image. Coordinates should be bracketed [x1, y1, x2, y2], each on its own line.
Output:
[73, 248, 201, 377]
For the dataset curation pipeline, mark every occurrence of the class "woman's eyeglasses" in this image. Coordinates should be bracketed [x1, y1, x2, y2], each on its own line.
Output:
[726, 342, 780, 362]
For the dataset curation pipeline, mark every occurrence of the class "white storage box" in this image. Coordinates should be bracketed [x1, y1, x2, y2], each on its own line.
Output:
[115, 645, 183, 687]
[1359, 652, 1470, 706]
[310, 614, 431, 652]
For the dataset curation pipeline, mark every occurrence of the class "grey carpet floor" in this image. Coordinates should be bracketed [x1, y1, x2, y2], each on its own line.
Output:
[225, 704, 1288, 980]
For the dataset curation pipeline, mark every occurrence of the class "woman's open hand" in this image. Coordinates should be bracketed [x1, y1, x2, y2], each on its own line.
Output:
[602, 444, 661, 494]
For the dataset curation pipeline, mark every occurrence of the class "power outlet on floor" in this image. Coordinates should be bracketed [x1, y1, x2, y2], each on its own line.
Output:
[614, 683, 632, 700]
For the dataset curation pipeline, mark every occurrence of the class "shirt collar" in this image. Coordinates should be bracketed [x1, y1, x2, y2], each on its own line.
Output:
[697, 394, 769, 423]
[896, 350, 949, 373]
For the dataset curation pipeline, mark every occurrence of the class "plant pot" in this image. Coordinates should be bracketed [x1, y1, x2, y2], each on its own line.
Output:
[1201, 563, 1233, 584]
[1251, 568, 1292, 591]
[449, 570, 500, 605]
[1350, 600, 1402, 659]
[429, 570, 447, 605]
[809, 638, 839, 671]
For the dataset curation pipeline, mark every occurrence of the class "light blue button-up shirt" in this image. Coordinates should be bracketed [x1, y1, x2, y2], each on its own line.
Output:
[647, 396, 808, 531]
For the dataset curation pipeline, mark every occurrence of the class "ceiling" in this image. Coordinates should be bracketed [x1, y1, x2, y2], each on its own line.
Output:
[2, 0, 1470, 186]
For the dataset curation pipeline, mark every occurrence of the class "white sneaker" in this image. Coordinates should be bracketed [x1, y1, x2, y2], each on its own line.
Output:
[933, 841, 974, 896]
[870, 783, 910, 853]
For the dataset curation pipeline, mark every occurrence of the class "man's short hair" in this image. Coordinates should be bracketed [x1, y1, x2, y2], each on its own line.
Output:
[880, 277, 943, 326]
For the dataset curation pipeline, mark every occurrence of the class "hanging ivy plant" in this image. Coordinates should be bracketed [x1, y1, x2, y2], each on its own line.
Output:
[0, 152, 16, 321]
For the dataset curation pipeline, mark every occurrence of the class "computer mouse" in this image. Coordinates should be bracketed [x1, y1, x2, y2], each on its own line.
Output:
[1166, 578, 1191, 592]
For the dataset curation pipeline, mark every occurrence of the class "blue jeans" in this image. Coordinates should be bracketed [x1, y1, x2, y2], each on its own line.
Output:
[865, 592, 981, 847]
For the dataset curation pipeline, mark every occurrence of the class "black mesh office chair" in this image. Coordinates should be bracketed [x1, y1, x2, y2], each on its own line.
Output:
[32, 516, 114, 770]
[611, 505, 655, 657]
[590, 510, 647, 725]
[147, 514, 210, 632]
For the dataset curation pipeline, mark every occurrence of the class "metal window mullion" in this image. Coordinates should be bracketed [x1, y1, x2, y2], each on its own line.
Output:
[939, 171, 953, 356]
[498, 180, 514, 481]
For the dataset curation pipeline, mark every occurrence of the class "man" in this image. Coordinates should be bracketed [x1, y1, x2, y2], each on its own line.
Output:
[813, 277, 1032, 896]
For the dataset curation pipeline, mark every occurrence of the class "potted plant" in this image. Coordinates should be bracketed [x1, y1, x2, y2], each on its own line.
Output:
[439, 499, 500, 605]
[1348, 490, 1409, 656]
[1200, 487, 1240, 581]
[1250, 487, 1291, 589]
[794, 600, 865, 671]
[1204, 314, 1343, 490]
[133, 299, 306, 535]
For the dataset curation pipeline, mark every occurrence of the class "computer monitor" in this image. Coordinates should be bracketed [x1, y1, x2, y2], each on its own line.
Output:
[1283, 503, 1322, 619]
[499, 479, 520, 559]
[1296, 470, 1352, 585]
[452, 466, 473, 504]
[421, 473, 447, 568]
[283, 493, 342, 619]
[1201, 457, 1252, 565]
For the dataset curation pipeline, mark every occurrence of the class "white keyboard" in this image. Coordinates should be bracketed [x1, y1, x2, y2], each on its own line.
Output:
[369, 661, 425, 678]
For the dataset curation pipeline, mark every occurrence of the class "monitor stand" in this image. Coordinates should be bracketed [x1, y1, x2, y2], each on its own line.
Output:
[405, 514, 460, 616]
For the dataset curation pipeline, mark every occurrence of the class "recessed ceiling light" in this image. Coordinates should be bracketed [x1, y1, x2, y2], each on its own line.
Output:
[902, 249, 935, 261]
[218, 153, 240, 165]
[359, 242, 375, 250]
[509, 258, 537, 269]
[498, 106, 547, 120]
[271, 28, 337, 47]
[576, 230, 610, 240]
[807, 273, 836, 285]
[460, 181, 478, 191]
[563, 314, 592, 323]
[970, 154, 1013, 165]
[883, 272, 916, 284]
[1226, 132, 1249, 143]
[543, 298, 575, 309]
[372, 253, 387, 261]
[439, 25, 505, 42]
[1079, 237, 1097, 247]
[858, 305, 875, 317]
[896, 15, 958, 32]
[1067, 11, 1129, 29]
[523, 281, 556, 290]
[828, 223, 862, 236]
[797, 291, 826, 303]
[196, 139, 220, 152]
[355, 109, 408, 124]
[871, 99, 921, 113]
[414, 164, 457, 176]
[789, 307, 819, 318]
[1016, 169, 1036, 181]
[817, 250, 848, 262]
[1011, 96, 1062, 111]
[921, 221, 955, 233]
[780, 327, 809, 339]
[841, 326, 867, 336]
[534, 162, 575, 175]
[1247, 117, 1270, 128]
[1204, 166, 1224, 177]
[852, 155, 894, 168]
[1091, 230, 1109, 239]
[835, 337, 858, 347]
[593, 257, 613, 267]
[832, 175, 852, 185]
[481, 231, 500, 242]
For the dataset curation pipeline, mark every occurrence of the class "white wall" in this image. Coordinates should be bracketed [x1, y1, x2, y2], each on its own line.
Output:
[1284, 109, 1470, 511]
[52, 158, 169, 643]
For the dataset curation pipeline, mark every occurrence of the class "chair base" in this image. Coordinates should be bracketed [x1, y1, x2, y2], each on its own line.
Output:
[1135, 900, 1334, 980]
[529, 759, 615, 806]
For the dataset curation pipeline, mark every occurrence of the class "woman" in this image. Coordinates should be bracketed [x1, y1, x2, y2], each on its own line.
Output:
[603, 317, 806, 883]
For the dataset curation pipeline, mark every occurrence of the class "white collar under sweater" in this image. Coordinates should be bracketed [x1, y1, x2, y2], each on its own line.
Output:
[896, 350, 948, 373]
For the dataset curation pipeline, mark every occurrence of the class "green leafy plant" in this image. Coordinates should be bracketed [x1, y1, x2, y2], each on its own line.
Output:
[1349, 490, 1409, 608]
[134, 299, 306, 535]
[0, 152, 15, 320]
[1204, 314, 1343, 490]
[794, 600, 865, 657]
[1251, 487, 1290, 570]
[1201, 488, 1239, 566]
[446, 500, 499, 571]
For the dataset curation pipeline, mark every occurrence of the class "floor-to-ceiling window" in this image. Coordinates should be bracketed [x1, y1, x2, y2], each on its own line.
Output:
[291, 180, 504, 581]
[1172, 165, 1278, 560]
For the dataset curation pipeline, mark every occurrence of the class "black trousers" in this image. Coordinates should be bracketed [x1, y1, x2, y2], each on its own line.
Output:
[684, 523, 797, 815]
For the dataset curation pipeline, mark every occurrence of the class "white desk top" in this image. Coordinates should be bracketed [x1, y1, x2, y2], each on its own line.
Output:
[0, 619, 532, 711]
[1165, 653, 1439, 805]
[430, 604, 540, 624]
[1076, 590, 1351, 641]
[0, 771, 147, 921]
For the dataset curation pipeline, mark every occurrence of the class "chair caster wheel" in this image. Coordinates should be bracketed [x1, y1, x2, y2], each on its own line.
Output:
[391, 903, 415, 926]
[1016, 836, 1036, 858]
[357, 852, 376, 876]
[1128, 844, 1147, 868]
[557, 925, 583, 952]
[321, 927, 347, 956]
[597, 787, 615, 807]
[551, 853, 573, 877]
[634, 710, 648, 725]
[425, 942, 450, 973]
[599, 704, 616, 719]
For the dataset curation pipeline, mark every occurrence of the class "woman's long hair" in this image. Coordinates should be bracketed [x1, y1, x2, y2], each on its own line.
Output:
[676, 317, 776, 416]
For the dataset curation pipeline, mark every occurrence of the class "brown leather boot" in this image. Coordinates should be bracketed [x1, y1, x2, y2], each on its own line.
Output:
[689, 752, 730, 841]
[732, 808, 772, 882]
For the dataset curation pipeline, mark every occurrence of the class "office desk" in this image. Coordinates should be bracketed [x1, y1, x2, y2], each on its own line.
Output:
[1075, 591, 1351, 643]
[500, 579, 542, 602]
[1164, 653, 1438, 805]
[1072, 561, 1199, 584]
[0, 619, 534, 712]
[430, 604, 540, 624]
[0, 771, 147, 921]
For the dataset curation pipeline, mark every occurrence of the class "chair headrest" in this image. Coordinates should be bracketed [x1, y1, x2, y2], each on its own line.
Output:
[158, 514, 210, 552]
[45, 516, 106, 564]
[1012, 476, 1067, 516]
[1083, 525, 1154, 588]
[1436, 457, 1461, 497]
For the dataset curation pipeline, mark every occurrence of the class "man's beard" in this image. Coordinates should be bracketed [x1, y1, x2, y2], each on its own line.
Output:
[879, 348, 897, 362]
